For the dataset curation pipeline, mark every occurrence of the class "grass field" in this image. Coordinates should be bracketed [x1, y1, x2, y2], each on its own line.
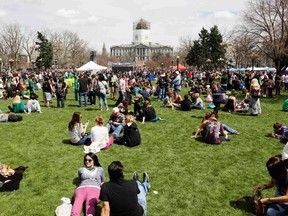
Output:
[0, 88, 287, 216]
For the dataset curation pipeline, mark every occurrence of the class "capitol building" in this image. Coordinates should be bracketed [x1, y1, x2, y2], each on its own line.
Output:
[110, 19, 173, 63]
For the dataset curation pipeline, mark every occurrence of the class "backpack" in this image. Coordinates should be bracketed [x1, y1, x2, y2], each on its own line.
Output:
[8, 115, 23, 122]
[252, 88, 261, 99]
[93, 81, 101, 96]
[205, 120, 222, 144]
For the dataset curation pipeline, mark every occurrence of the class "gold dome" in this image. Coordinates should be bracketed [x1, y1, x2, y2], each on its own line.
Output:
[136, 19, 148, 30]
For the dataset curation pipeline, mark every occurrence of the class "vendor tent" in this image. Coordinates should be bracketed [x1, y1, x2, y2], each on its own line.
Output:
[76, 61, 107, 73]
[172, 64, 187, 70]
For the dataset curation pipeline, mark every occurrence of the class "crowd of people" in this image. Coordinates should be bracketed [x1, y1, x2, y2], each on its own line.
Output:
[1, 67, 288, 215]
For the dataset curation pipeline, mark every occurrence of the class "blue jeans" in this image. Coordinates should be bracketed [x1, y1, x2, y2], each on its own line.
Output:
[223, 124, 238, 134]
[266, 203, 287, 216]
[99, 93, 108, 110]
[75, 134, 91, 145]
[106, 123, 123, 136]
[74, 89, 78, 101]
[157, 87, 165, 101]
[136, 181, 150, 216]
[79, 91, 88, 107]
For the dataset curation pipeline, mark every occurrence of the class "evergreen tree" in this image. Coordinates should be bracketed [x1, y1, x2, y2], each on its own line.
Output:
[185, 25, 226, 70]
[35, 32, 53, 69]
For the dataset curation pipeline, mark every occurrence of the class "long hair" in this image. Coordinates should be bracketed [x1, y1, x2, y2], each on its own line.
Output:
[68, 112, 81, 131]
[266, 156, 287, 185]
[83, 152, 101, 167]
[108, 161, 124, 182]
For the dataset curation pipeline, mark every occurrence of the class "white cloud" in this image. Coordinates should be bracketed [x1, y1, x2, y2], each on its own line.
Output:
[207, 10, 236, 20]
[56, 9, 79, 18]
[87, 16, 100, 24]
[0, 10, 7, 17]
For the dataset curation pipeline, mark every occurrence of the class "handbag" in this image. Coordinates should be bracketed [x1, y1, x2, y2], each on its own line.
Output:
[93, 81, 101, 96]
[254, 190, 265, 216]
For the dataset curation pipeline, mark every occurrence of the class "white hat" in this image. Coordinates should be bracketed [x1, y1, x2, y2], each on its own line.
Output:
[282, 142, 288, 160]
[112, 107, 119, 113]
[175, 71, 179, 75]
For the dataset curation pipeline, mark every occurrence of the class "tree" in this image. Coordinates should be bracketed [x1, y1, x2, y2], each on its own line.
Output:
[35, 32, 53, 69]
[240, 0, 288, 73]
[22, 30, 37, 68]
[185, 25, 226, 70]
[1, 23, 23, 67]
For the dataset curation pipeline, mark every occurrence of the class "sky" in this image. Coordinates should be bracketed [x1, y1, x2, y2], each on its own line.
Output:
[0, 0, 247, 53]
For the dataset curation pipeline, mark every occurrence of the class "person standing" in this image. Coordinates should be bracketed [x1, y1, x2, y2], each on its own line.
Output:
[211, 80, 224, 114]
[55, 77, 68, 108]
[115, 74, 126, 106]
[97, 74, 109, 111]
[247, 78, 262, 116]
[78, 73, 89, 107]
[73, 74, 79, 101]
[172, 71, 181, 93]
[42, 76, 54, 107]
[100, 161, 150, 216]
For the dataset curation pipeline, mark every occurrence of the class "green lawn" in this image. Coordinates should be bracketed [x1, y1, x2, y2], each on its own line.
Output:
[0, 88, 287, 216]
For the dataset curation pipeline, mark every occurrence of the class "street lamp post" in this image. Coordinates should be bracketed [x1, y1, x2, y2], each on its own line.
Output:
[171, 60, 174, 69]
[9, 59, 14, 70]
[161, 62, 164, 71]
[0, 58, 2, 73]
[176, 56, 179, 71]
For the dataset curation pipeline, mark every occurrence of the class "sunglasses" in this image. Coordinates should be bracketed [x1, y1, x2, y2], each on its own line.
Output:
[85, 159, 93, 162]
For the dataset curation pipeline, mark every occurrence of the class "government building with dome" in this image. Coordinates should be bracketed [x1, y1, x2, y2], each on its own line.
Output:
[110, 19, 173, 63]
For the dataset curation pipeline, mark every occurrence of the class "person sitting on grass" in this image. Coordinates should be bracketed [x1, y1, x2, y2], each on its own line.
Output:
[200, 114, 227, 144]
[8, 95, 26, 113]
[100, 161, 150, 216]
[71, 153, 105, 216]
[191, 93, 205, 109]
[173, 94, 192, 111]
[85, 115, 114, 153]
[255, 156, 288, 216]
[68, 112, 91, 145]
[162, 91, 173, 108]
[139, 98, 164, 124]
[115, 114, 141, 147]
[271, 123, 288, 144]
[26, 92, 42, 114]
[106, 107, 125, 137]
[191, 111, 239, 139]
[222, 95, 236, 113]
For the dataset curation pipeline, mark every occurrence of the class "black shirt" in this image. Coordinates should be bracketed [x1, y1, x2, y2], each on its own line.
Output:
[78, 77, 89, 92]
[100, 179, 143, 216]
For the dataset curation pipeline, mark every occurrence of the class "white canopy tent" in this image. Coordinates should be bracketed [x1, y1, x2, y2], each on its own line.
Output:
[76, 61, 107, 74]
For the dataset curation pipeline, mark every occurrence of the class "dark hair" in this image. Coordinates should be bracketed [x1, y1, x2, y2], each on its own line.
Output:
[98, 74, 105, 81]
[68, 112, 81, 131]
[266, 156, 287, 185]
[273, 123, 282, 130]
[108, 161, 124, 182]
[84, 152, 101, 167]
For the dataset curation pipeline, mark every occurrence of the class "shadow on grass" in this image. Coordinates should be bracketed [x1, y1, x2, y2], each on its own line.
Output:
[230, 195, 255, 215]
[62, 139, 72, 145]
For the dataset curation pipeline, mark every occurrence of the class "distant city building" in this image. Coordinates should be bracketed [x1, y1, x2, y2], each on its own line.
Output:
[102, 42, 107, 56]
[110, 18, 173, 63]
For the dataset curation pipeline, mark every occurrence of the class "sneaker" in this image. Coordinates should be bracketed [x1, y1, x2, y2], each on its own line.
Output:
[132, 171, 139, 181]
[143, 172, 149, 183]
